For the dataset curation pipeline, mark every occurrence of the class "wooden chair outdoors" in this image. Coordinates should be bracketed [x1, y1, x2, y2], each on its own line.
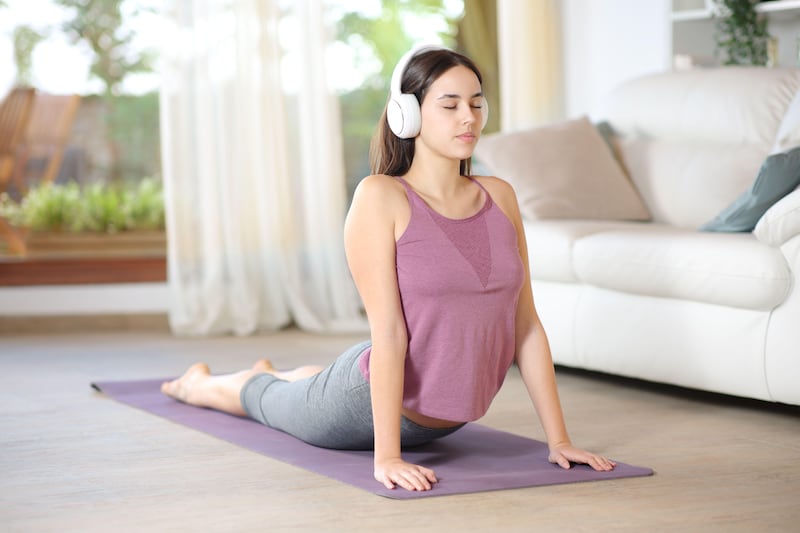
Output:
[12, 92, 81, 194]
[0, 87, 35, 195]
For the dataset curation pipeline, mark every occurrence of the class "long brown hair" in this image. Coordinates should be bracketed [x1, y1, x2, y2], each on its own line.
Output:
[369, 48, 484, 177]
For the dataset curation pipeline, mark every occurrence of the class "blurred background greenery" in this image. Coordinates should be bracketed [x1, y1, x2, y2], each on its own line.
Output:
[2, 0, 466, 199]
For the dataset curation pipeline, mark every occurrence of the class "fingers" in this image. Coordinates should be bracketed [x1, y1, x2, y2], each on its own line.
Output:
[555, 455, 572, 470]
[580, 451, 617, 471]
[393, 465, 437, 491]
[550, 446, 618, 472]
[397, 470, 432, 491]
[375, 462, 438, 492]
[591, 455, 617, 472]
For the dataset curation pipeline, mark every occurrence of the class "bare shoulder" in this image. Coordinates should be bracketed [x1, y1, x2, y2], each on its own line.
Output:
[346, 174, 409, 239]
[351, 174, 406, 210]
[472, 175, 521, 222]
[472, 174, 515, 198]
[353, 173, 403, 195]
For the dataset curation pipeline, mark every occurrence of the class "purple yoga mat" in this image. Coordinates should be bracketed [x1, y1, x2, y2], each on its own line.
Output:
[92, 378, 653, 499]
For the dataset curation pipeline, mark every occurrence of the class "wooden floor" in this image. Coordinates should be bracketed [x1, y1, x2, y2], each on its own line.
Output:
[1, 327, 798, 532]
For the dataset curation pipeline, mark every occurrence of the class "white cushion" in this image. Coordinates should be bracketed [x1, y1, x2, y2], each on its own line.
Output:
[600, 67, 800, 227]
[475, 116, 650, 221]
[572, 228, 792, 310]
[617, 139, 765, 227]
[524, 219, 659, 282]
[754, 187, 800, 246]
[601, 67, 800, 148]
[773, 88, 800, 153]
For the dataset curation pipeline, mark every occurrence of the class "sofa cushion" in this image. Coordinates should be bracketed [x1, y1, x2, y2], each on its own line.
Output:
[573, 228, 792, 311]
[474, 117, 650, 221]
[754, 187, 800, 246]
[601, 67, 800, 148]
[600, 68, 800, 227]
[700, 146, 800, 232]
[523, 220, 660, 282]
[773, 86, 800, 153]
[617, 139, 766, 228]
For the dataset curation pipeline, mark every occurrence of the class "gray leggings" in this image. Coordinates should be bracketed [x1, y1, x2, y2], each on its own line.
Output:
[240, 340, 464, 450]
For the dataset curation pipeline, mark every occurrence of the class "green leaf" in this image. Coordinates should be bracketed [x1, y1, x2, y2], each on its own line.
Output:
[2, 179, 164, 233]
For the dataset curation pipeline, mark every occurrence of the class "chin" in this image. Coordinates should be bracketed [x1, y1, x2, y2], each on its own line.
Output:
[449, 145, 476, 158]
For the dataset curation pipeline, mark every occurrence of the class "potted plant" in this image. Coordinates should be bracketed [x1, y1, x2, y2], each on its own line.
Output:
[0, 177, 166, 256]
[714, 0, 772, 66]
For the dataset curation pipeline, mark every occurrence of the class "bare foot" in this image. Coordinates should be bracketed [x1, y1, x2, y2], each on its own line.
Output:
[161, 363, 253, 416]
[161, 362, 211, 404]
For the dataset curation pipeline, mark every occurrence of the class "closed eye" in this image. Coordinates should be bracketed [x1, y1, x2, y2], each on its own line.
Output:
[443, 104, 482, 110]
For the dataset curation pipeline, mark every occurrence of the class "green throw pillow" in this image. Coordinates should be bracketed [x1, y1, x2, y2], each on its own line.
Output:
[700, 146, 800, 232]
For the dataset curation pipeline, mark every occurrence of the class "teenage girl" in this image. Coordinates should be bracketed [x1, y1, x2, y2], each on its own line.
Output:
[161, 45, 616, 492]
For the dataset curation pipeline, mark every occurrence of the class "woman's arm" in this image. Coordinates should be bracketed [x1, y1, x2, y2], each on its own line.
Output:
[480, 176, 616, 472]
[344, 175, 438, 491]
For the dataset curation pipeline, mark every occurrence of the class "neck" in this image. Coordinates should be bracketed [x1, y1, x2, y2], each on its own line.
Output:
[404, 144, 463, 196]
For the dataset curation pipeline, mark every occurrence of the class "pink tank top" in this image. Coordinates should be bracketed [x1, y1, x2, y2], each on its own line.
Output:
[358, 176, 524, 421]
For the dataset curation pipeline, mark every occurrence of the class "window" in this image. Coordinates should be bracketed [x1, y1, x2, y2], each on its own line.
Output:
[0, 0, 165, 284]
[0, 0, 465, 286]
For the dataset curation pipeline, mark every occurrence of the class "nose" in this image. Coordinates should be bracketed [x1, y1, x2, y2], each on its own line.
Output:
[461, 103, 477, 125]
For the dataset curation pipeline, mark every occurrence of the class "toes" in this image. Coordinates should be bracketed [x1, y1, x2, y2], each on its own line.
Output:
[252, 359, 275, 373]
[161, 363, 210, 401]
[187, 362, 211, 376]
[161, 379, 179, 398]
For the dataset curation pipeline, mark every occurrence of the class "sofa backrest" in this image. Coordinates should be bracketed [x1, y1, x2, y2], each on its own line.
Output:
[600, 67, 800, 228]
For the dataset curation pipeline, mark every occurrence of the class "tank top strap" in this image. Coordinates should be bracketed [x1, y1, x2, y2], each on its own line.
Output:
[395, 175, 493, 220]
[394, 176, 425, 210]
[468, 176, 494, 211]
[468, 175, 490, 195]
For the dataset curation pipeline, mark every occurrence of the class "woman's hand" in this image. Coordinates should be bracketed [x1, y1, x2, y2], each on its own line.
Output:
[374, 458, 438, 491]
[548, 443, 617, 471]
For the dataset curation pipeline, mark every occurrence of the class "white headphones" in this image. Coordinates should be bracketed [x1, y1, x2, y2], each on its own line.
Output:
[387, 44, 489, 139]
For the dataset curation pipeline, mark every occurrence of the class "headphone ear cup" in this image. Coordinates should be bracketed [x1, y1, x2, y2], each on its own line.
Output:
[480, 97, 489, 130]
[387, 94, 421, 139]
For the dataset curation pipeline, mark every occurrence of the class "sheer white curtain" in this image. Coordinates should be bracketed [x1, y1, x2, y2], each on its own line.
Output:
[160, 0, 367, 335]
[497, 0, 563, 130]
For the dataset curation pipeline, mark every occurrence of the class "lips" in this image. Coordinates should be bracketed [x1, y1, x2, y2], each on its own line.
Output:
[457, 132, 476, 142]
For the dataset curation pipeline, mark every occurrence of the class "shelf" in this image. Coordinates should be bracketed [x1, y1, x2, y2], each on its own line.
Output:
[756, 0, 800, 19]
[756, 0, 800, 13]
[672, 0, 800, 21]
[672, 8, 713, 21]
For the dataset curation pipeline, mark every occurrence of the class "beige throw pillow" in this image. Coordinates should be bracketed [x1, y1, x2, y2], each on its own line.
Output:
[474, 116, 650, 221]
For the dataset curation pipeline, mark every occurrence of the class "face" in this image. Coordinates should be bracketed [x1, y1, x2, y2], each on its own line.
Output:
[417, 65, 484, 162]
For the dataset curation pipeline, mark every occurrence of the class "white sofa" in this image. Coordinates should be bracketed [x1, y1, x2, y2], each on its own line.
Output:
[476, 67, 800, 406]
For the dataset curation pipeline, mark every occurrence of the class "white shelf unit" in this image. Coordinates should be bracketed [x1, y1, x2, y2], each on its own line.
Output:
[671, 0, 800, 67]
[672, 0, 800, 21]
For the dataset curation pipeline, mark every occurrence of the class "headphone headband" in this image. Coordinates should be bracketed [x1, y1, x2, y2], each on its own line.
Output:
[389, 44, 446, 99]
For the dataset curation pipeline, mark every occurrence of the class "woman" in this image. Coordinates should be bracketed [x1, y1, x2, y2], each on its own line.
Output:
[161, 45, 616, 492]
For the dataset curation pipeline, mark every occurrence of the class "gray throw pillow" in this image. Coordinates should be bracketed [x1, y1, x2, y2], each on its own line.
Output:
[700, 146, 800, 232]
[594, 121, 618, 156]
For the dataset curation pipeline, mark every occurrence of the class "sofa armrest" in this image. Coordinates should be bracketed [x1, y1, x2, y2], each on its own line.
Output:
[754, 187, 800, 246]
